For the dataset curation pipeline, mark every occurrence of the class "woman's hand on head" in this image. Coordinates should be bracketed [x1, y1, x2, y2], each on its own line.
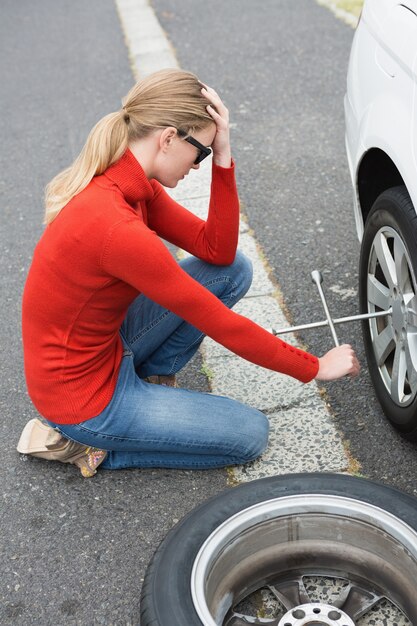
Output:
[201, 85, 232, 168]
[315, 344, 360, 381]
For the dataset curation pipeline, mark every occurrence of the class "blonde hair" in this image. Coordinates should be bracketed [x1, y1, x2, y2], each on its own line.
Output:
[44, 69, 213, 224]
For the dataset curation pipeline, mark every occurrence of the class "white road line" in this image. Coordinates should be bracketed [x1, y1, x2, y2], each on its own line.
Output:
[114, 0, 353, 481]
[315, 0, 360, 28]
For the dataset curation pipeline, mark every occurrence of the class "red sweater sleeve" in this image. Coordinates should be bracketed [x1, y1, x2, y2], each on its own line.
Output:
[101, 219, 319, 383]
[146, 161, 239, 265]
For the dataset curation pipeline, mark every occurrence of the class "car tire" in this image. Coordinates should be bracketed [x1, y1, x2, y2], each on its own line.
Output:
[140, 473, 417, 625]
[359, 185, 417, 439]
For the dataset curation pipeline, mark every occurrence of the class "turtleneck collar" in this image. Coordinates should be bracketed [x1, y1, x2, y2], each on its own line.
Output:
[103, 148, 155, 206]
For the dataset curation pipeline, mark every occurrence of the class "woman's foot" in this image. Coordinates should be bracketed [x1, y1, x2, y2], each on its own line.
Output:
[17, 418, 107, 478]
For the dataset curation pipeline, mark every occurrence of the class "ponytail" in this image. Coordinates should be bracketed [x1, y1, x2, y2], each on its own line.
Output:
[44, 69, 213, 224]
[44, 111, 129, 224]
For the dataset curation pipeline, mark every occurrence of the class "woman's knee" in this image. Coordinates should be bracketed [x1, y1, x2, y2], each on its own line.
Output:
[236, 410, 269, 463]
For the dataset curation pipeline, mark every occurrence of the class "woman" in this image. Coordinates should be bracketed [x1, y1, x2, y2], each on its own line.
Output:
[18, 69, 359, 477]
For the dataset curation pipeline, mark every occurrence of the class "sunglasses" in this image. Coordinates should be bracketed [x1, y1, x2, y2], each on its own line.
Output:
[177, 130, 212, 165]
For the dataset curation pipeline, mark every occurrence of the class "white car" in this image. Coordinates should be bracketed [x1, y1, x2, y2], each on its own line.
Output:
[345, 0, 417, 438]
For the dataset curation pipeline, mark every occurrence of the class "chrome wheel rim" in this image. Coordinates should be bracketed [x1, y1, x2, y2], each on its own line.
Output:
[367, 226, 417, 406]
[190, 494, 417, 625]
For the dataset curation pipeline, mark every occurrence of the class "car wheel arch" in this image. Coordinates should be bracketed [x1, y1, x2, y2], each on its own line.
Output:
[357, 148, 405, 227]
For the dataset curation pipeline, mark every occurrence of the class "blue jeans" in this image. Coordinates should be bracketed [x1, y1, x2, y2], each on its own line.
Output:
[46, 252, 269, 470]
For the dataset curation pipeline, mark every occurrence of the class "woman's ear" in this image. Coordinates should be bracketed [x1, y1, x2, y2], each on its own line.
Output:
[159, 127, 177, 154]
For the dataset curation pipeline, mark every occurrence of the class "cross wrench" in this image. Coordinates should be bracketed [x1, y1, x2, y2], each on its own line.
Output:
[270, 270, 392, 343]
[311, 270, 339, 346]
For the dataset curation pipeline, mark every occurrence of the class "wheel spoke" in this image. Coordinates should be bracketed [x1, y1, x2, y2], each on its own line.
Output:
[338, 583, 383, 620]
[391, 343, 407, 404]
[373, 231, 397, 289]
[394, 236, 409, 293]
[372, 325, 396, 367]
[404, 341, 417, 394]
[406, 294, 417, 329]
[367, 274, 390, 310]
[268, 577, 310, 610]
[225, 612, 279, 625]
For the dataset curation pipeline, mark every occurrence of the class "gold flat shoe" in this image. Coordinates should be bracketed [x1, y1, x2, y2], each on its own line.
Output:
[17, 418, 107, 477]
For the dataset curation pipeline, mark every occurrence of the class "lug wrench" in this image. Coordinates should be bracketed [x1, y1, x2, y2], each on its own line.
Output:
[311, 270, 340, 346]
[270, 270, 392, 343]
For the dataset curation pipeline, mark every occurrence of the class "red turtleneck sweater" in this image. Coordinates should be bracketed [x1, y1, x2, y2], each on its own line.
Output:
[22, 150, 319, 424]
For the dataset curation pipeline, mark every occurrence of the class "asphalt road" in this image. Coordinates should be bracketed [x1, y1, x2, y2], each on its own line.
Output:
[151, 0, 417, 495]
[1, 1, 416, 625]
[0, 2, 225, 624]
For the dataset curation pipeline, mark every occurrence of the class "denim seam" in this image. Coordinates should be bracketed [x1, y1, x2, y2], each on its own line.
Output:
[70, 424, 240, 453]
[127, 310, 170, 346]
[105, 458, 242, 469]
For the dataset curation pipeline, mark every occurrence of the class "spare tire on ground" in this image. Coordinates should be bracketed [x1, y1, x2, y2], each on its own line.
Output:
[140, 473, 417, 626]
